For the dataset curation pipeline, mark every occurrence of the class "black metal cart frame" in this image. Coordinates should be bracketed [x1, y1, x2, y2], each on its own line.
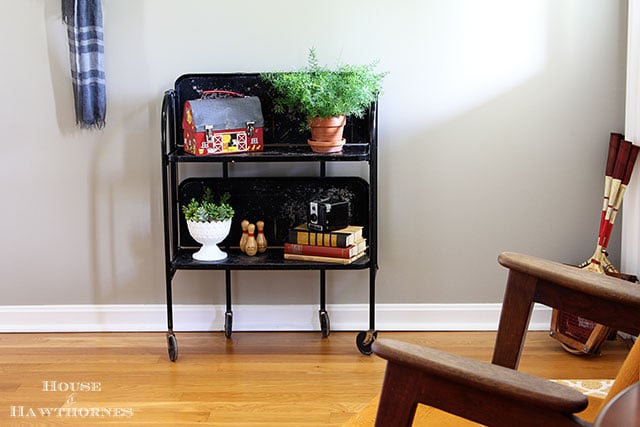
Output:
[160, 74, 379, 361]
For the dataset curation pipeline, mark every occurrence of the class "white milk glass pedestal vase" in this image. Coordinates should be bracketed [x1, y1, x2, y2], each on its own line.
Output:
[186, 219, 232, 261]
[182, 189, 234, 261]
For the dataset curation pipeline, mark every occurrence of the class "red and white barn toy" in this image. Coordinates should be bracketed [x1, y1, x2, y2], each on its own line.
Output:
[182, 90, 264, 156]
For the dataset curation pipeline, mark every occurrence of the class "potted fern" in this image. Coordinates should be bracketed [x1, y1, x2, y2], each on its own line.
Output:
[182, 189, 234, 261]
[262, 49, 385, 153]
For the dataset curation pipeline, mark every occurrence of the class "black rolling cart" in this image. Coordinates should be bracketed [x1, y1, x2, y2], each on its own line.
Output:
[160, 73, 379, 361]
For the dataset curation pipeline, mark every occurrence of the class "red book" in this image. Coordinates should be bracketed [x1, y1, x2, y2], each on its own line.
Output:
[284, 239, 366, 259]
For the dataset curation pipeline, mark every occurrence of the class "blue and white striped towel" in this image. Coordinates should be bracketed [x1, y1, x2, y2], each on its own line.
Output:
[62, 0, 106, 129]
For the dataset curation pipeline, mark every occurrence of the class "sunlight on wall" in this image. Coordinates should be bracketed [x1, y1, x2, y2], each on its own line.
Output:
[425, 1, 547, 128]
[1, 0, 625, 306]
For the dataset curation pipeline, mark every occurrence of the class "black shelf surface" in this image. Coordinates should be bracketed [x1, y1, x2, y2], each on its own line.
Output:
[171, 248, 370, 270]
[167, 144, 370, 163]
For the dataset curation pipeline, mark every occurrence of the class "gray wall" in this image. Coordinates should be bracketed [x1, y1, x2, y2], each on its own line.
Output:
[0, 1, 627, 306]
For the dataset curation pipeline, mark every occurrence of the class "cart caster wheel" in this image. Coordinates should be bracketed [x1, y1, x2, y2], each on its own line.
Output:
[319, 310, 331, 337]
[356, 330, 377, 355]
[167, 333, 178, 362]
[224, 311, 233, 338]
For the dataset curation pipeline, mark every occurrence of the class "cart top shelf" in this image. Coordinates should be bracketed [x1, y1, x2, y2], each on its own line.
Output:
[162, 73, 377, 162]
[167, 143, 371, 162]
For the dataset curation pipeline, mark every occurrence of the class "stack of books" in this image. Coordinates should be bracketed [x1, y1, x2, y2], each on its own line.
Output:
[284, 224, 366, 264]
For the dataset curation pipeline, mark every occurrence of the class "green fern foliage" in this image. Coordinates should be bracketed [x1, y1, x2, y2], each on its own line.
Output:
[262, 48, 386, 120]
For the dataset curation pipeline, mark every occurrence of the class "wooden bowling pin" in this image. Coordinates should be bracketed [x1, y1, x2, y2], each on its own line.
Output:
[245, 223, 258, 256]
[239, 219, 249, 253]
[256, 220, 267, 253]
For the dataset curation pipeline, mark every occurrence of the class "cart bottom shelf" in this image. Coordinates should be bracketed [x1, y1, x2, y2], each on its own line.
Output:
[171, 248, 370, 270]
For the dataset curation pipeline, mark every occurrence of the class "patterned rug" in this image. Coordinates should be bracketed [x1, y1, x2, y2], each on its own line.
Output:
[551, 379, 613, 399]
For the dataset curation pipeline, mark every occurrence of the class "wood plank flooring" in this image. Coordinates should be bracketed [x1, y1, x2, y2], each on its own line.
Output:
[0, 331, 631, 426]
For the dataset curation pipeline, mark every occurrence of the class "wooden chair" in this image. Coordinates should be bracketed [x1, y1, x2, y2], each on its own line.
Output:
[372, 252, 640, 427]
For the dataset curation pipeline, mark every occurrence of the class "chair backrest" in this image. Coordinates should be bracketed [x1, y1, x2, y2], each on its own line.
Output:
[599, 337, 640, 410]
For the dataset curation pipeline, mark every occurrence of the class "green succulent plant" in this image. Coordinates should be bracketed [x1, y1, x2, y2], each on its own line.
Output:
[262, 48, 386, 121]
[182, 189, 234, 222]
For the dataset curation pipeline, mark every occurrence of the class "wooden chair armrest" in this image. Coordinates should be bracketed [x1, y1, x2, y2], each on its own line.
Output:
[493, 252, 640, 369]
[373, 338, 588, 415]
[498, 252, 640, 306]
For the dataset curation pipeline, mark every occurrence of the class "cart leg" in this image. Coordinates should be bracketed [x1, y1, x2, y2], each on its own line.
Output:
[356, 265, 378, 355]
[224, 270, 233, 338]
[369, 264, 377, 331]
[166, 281, 178, 362]
[165, 268, 178, 361]
[319, 270, 331, 337]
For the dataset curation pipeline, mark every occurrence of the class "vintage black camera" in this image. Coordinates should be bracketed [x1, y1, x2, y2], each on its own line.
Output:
[308, 198, 350, 231]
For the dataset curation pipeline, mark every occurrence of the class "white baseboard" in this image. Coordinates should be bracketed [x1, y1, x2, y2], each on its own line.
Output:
[0, 303, 553, 333]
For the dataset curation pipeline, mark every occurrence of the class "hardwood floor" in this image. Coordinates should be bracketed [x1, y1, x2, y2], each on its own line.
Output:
[0, 331, 631, 426]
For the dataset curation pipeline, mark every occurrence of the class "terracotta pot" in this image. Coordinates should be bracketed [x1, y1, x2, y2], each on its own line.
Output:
[307, 138, 346, 153]
[308, 115, 346, 153]
[309, 116, 346, 142]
